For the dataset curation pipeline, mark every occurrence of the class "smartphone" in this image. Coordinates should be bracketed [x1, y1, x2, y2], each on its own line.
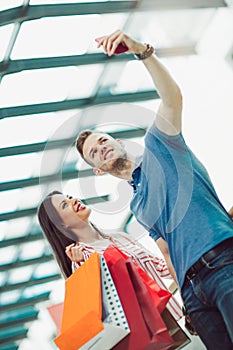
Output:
[95, 36, 128, 55]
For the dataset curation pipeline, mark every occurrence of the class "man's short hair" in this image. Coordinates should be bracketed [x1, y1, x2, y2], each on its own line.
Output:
[76, 130, 93, 158]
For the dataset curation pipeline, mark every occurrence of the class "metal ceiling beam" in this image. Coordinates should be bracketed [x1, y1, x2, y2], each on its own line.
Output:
[0, 254, 54, 271]
[136, 0, 227, 10]
[0, 45, 196, 76]
[0, 169, 93, 192]
[0, 194, 109, 221]
[0, 90, 158, 119]
[0, 308, 38, 329]
[0, 344, 18, 350]
[0, 232, 43, 249]
[0, 2, 137, 27]
[0, 1, 227, 27]
[1, 273, 61, 293]
[0, 326, 27, 346]
[0, 291, 50, 312]
[0, 128, 146, 158]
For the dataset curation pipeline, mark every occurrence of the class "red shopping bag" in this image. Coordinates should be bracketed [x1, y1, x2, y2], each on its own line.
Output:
[126, 260, 174, 350]
[109, 258, 151, 350]
[104, 245, 171, 313]
[109, 258, 173, 350]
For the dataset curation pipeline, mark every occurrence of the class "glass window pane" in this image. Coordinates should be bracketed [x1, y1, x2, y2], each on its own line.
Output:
[130, 9, 215, 47]
[20, 241, 45, 259]
[0, 187, 44, 214]
[0, 153, 39, 182]
[0, 246, 18, 265]
[0, 189, 21, 214]
[11, 15, 100, 59]
[12, 13, 127, 58]
[0, 0, 24, 11]
[113, 60, 154, 94]
[0, 65, 103, 107]
[0, 290, 21, 305]
[0, 217, 31, 240]
[34, 261, 59, 278]
[8, 265, 33, 284]
[0, 109, 81, 148]
[0, 272, 7, 287]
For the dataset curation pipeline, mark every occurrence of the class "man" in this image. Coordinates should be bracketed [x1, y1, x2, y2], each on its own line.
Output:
[76, 30, 233, 349]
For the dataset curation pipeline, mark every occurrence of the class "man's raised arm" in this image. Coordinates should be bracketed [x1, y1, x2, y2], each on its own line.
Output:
[97, 29, 182, 136]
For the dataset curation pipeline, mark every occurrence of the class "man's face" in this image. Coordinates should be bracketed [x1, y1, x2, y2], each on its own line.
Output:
[82, 132, 127, 174]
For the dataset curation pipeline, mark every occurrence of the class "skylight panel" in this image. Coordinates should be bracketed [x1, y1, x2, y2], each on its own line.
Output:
[0, 153, 39, 182]
[0, 109, 81, 148]
[0, 0, 24, 12]
[0, 65, 103, 108]
[8, 265, 33, 284]
[0, 246, 18, 265]
[19, 240, 45, 260]
[11, 15, 100, 59]
[0, 217, 31, 240]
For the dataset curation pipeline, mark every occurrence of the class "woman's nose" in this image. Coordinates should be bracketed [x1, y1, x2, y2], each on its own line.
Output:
[71, 198, 78, 205]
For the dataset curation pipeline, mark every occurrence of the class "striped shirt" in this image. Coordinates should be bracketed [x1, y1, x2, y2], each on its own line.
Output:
[72, 232, 182, 321]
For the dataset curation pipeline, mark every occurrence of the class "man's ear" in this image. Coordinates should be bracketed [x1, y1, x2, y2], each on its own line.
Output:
[93, 168, 105, 176]
[116, 138, 124, 147]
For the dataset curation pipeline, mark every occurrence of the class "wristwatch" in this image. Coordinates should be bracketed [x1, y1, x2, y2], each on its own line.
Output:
[134, 44, 155, 60]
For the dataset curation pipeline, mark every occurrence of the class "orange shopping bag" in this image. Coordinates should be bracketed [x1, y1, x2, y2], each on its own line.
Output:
[54, 253, 103, 350]
[54, 252, 130, 350]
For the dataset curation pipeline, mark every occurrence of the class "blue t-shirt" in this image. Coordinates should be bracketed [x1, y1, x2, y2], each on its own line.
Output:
[130, 123, 233, 287]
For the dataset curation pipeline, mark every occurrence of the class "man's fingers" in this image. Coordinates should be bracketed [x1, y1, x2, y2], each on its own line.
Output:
[109, 33, 125, 56]
[101, 30, 122, 55]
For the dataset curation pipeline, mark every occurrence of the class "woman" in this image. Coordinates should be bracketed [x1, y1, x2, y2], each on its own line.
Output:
[38, 190, 183, 322]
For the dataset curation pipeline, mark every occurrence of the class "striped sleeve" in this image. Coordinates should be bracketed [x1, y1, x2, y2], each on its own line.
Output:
[109, 233, 183, 320]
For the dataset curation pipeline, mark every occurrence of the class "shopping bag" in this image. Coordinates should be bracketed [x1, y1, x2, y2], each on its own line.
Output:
[54, 253, 103, 350]
[109, 257, 153, 350]
[104, 245, 171, 313]
[105, 246, 190, 349]
[47, 302, 64, 332]
[126, 260, 174, 350]
[160, 309, 191, 350]
[54, 253, 129, 350]
[79, 255, 130, 350]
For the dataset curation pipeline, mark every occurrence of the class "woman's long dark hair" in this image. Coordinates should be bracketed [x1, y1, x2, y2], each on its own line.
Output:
[38, 191, 76, 278]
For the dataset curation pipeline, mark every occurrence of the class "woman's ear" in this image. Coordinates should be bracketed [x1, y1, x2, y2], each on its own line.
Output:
[93, 168, 105, 176]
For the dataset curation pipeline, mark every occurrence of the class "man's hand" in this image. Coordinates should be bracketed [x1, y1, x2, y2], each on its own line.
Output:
[97, 29, 182, 135]
[65, 243, 85, 263]
[96, 29, 147, 57]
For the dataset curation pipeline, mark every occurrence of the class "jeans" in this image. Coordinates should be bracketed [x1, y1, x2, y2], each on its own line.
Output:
[181, 243, 233, 350]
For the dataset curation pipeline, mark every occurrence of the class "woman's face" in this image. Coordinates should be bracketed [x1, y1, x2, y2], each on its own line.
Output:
[51, 193, 91, 228]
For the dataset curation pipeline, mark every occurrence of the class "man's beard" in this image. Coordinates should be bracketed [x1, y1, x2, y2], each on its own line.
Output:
[101, 153, 128, 174]
[111, 157, 128, 172]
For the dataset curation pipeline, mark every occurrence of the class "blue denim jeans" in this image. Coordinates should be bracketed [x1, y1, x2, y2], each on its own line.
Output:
[181, 244, 233, 350]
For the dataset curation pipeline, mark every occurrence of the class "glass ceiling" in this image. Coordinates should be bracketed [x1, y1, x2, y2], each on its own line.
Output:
[1, 0, 233, 349]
